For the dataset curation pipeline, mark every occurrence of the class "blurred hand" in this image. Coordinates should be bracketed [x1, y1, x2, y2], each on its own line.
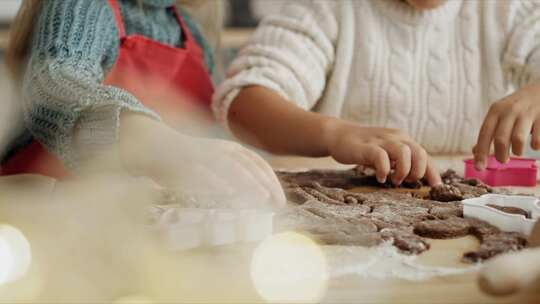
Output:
[474, 83, 540, 170]
[120, 113, 286, 209]
[323, 120, 442, 186]
[478, 220, 540, 296]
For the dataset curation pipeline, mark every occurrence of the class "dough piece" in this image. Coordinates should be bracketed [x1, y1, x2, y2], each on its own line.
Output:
[429, 173, 489, 202]
[275, 201, 377, 236]
[461, 178, 492, 192]
[344, 196, 360, 204]
[429, 204, 463, 219]
[460, 178, 481, 186]
[380, 228, 431, 254]
[276, 169, 529, 261]
[309, 182, 348, 201]
[463, 232, 527, 263]
[362, 191, 427, 208]
[440, 169, 464, 184]
[452, 183, 490, 199]
[466, 217, 502, 241]
[429, 203, 463, 218]
[400, 197, 447, 210]
[486, 204, 530, 218]
[370, 219, 413, 233]
[346, 217, 380, 232]
[302, 187, 345, 205]
[372, 204, 434, 222]
[308, 182, 369, 204]
[413, 217, 471, 239]
[284, 186, 316, 204]
[429, 184, 463, 202]
[370, 209, 414, 229]
[302, 200, 371, 219]
[309, 220, 378, 236]
[274, 206, 327, 232]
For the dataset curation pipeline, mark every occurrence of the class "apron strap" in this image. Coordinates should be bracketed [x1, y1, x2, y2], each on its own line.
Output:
[108, 0, 127, 39]
[107, 0, 200, 54]
[171, 7, 200, 53]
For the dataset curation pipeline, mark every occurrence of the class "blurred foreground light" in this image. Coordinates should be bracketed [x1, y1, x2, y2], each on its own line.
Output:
[0, 225, 31, 285]
[250, 232, 328, 303]
[112, 295, 154, 304]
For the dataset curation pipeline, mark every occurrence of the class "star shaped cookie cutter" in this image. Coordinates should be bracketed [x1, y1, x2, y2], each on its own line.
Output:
[463, 194, 540, 236]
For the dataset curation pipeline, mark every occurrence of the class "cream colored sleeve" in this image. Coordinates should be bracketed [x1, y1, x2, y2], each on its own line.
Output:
[502, 0, 540, 87]
[212, 0, 339, 128]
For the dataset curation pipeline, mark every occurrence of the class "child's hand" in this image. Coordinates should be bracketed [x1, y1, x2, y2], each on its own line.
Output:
[473, 83, 540, 170]
[324, 120, 442, 186]
[120, 113, 286, 209]
[478, 219, 540, 296]
[170, 137, 287, 208]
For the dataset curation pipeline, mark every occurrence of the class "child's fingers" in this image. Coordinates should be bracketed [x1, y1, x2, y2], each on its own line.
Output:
[352, 144, 391, 183]
[403, 142, 428, 182]
[219, 155, 273, 204]
[380, 141, 411, 185]
[176, 164, 235, 196]
[234, 149, 287, 208]
[333, 142, 391, 183]
[493, 114, 517, 163]
[203, 145, 273, 202]
[369, 146, 392, 184]
[532, 118, 540, 150]
[425, 160, 442, 187]
[511, 116, 533, 156]
[474, 111, 499, 170]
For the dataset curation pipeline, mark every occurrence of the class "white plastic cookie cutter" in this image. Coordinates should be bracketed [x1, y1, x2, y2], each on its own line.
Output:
[149, 206, 274, 251]
[462, 194, 540, 236]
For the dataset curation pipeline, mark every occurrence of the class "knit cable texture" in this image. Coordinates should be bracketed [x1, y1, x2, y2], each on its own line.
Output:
[213, 0, 540, 154]
[18, 0, 213, 166]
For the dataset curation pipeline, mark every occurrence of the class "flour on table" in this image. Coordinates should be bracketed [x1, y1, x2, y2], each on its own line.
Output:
[325, 242, 480, 281]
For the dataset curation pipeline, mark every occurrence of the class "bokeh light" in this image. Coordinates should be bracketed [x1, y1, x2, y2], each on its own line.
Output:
[0, 225, 31, 285]
[250, 232, 328, 303]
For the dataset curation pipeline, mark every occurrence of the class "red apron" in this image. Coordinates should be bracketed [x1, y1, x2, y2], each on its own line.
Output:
[0, 0, 214, 178]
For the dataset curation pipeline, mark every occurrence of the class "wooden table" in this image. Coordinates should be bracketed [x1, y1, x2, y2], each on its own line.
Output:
[0, 156, 539, 303]
[267, 155, 540, 303]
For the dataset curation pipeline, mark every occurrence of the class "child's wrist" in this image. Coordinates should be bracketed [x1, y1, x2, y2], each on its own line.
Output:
[119, 112, 176, 175]
[320, 116, 341, 155]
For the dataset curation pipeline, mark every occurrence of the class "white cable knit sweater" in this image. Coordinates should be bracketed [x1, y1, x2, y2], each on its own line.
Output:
[213, 0, 540, 154]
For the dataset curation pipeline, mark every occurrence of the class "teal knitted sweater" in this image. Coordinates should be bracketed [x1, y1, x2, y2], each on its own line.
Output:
[14, 0, 213, 166]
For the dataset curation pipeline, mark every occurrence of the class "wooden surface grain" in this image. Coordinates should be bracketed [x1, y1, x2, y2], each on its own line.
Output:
[269, 155, 540, 303]
[0, 155, 538, 302]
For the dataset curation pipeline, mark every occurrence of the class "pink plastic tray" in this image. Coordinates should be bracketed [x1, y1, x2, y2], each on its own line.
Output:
[464, 156, 537, 187]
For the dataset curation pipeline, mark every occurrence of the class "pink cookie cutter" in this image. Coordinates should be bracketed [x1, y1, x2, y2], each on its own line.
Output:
[464, 156, 537, 187]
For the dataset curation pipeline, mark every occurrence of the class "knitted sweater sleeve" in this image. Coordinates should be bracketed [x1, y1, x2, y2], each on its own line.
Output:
[502, 0, 540, 87]
[212, 0, 338, 127]
[23, 0, 158, 166]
